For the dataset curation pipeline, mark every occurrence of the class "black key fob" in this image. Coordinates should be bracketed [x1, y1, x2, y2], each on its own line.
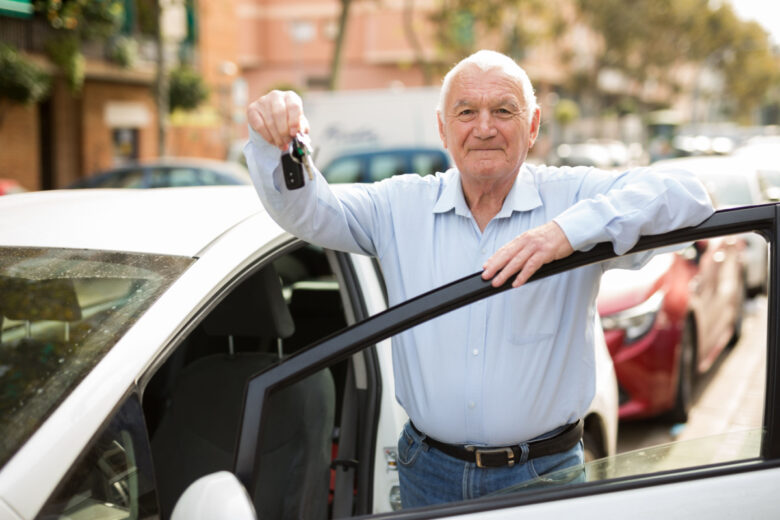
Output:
[281, 152, 305, 190]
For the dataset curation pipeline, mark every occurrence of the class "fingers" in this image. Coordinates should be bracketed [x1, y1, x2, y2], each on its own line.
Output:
[247, 90, 308, 151]
[482, 221, 574, 288]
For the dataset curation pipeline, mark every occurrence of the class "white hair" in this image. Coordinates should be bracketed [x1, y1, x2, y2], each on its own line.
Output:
[437, 50, 538, 124]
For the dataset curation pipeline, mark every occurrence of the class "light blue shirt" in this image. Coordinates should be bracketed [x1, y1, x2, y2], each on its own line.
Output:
[245, 130, 713, 445]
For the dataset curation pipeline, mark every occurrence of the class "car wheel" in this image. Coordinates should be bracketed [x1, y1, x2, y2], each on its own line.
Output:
[667, 318, 696, 424]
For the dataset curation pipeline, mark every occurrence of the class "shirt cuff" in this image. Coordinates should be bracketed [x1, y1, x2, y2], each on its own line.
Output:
[553, 202, 607, 253]
[245, 127, 283, 192]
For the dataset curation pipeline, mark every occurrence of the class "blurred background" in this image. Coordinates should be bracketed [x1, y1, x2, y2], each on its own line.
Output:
[0, 0, 779, 190]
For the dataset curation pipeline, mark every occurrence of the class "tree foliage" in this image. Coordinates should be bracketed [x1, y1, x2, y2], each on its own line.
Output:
[0, 44, 51, 105]
[168, 66, 209, 113]
[429, 0, 563, 68]
[575, 0, 780, 118]
[34, 0, 125, 92]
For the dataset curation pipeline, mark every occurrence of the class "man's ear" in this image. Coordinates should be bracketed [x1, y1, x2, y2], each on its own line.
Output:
[528, 108, 541, 147]
[437, 111, 448, 149]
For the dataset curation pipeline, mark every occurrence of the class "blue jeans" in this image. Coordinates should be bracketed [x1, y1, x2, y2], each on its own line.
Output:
[397, 421, 585, 509]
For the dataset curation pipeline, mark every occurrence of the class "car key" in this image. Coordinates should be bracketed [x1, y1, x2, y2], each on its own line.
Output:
[281, 134, 313, 190]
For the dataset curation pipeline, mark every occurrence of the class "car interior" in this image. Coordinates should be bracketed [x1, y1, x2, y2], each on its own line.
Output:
[142, 243, 371, 519]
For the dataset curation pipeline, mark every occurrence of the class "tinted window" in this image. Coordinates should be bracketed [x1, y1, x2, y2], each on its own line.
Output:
[412, 152, 448, 176]
[149, 167, 201, 188]
[101, 169, 145, 188]
[325, 157, 363, 183]
[0, 247, 193, 468]
[369, 154, 406, 181]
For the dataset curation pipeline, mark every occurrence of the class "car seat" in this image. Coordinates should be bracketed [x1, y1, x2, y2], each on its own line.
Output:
[150, 265, 335, 519]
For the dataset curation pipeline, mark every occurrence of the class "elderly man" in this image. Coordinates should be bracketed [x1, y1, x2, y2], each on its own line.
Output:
[244, 50, 713, 507]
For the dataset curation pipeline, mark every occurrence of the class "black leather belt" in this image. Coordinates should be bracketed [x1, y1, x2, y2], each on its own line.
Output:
[411, 419, 583, 468]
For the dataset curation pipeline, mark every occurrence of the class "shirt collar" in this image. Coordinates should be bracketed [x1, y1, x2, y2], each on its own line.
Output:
[433, 165, 542, 218]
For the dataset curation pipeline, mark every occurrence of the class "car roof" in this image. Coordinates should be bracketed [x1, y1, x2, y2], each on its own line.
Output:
[326, 147, 447, 161]
[0, 186, 275, 257]
[96, 157, 250, 176]
[651, 155, 747, 176]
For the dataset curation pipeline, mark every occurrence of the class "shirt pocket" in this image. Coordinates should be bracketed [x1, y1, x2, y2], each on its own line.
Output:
[506, 277, 561, 346]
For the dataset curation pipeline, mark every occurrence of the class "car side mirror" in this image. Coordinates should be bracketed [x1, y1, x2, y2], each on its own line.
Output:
[171, 471, 257, 520]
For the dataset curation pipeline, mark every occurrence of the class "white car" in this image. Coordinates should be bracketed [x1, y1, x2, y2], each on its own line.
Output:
[0, 186, 775, 519]
[652, 155, 768, 296]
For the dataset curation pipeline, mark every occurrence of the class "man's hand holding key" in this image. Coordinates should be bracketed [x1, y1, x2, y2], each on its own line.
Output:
[247, 90, 310, 152]
[248, 90, 316, 190]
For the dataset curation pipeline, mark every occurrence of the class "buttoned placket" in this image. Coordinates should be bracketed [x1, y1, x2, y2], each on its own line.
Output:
[463, 218, 498, 442]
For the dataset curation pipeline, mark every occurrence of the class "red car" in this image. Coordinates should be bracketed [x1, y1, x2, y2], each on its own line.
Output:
[597, 237, 746, 422]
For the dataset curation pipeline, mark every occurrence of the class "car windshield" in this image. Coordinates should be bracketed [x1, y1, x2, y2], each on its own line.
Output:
[490, 428, 762, 494]
[0, 247, 193, 468]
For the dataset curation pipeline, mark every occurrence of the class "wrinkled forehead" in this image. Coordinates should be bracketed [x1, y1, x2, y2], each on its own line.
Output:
[444, 65, 527, 110]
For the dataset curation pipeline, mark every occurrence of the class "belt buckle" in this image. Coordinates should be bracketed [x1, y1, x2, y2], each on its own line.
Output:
[473, 447, 515, 468]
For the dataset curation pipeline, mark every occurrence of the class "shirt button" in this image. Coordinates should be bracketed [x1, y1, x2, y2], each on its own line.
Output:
[468, 401, 476, 409]
[481, 248, 487, 254]
[472, 349, 479, 356]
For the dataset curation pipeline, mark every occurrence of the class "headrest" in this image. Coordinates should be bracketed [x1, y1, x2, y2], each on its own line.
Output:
[0, 276, 82, 322]
[289, 281, 343, 315]
[202, 266, 294, 339]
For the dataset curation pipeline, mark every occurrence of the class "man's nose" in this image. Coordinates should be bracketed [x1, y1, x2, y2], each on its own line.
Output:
[473, 110, 497, 138]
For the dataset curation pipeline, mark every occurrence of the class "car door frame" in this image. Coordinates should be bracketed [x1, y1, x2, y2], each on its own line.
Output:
[234, 203, 780, 517]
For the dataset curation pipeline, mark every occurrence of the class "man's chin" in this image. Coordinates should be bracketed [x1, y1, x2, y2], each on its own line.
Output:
[459, 163, 519, 181]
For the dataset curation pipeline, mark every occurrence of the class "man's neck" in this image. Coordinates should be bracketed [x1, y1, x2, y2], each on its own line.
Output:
[461, 174, 517, 232]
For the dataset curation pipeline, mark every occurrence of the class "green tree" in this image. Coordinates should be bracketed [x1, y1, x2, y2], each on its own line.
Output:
[429, 0, 564, 71]
[34, 0, 125, 92]
[575, 0, 780, 120]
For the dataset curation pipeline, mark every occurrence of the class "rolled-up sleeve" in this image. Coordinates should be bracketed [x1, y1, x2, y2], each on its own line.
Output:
[553, 166, 714, 255]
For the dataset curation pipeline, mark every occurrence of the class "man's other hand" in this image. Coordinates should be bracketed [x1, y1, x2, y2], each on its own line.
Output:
[247, 90, 310, 152]
[482, 221, 574, 288]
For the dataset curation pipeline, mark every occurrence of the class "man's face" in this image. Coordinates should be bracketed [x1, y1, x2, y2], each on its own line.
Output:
[438, 66, 540, 185]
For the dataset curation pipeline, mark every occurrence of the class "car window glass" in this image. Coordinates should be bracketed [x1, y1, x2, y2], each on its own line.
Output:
[38, 394, 159, 519]
[149, 167, 199, 188]
[325, 157, 362, 183]
[411, 152, 448, 176]
[0, 247, 193, 469]
[369, 154, 406, 181]
[102, 169, 145, 188]
[248, 230, 767, 516]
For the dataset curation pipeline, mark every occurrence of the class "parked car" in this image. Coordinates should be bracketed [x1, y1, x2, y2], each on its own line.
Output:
[598, 237, 746, 422]
[733, 137, 780, 202]
[652, 155, 768, 296]
[321, 147, 451, 183]
[68, 158, 251, 189]
[0, 186, 615, 519]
